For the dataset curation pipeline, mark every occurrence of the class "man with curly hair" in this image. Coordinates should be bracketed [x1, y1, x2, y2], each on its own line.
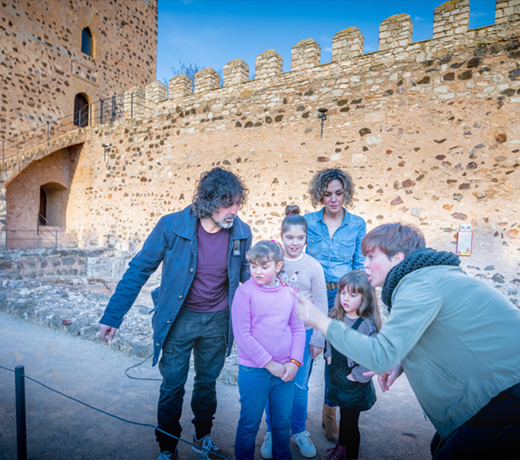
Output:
[99, 167, 252, 460]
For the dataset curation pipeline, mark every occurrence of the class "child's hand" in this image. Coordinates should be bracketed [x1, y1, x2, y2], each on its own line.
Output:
[363, 362, 404, 392]
[326, 357, 331, 365]
[347, 373, 356, 382]
[310, 345, 323, 359]
[281, 362, 298, 382]
[265, 360, 285, 378]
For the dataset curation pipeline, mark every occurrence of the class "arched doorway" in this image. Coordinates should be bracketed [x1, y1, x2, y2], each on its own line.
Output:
[39, 182, 67, 227]
[74, 93, 89, 127]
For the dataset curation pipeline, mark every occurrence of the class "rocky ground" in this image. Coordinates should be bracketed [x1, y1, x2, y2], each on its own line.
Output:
[1, 249, 518, 386]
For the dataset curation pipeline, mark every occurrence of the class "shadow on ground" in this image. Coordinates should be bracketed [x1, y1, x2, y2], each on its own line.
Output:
[0, 312, 433, 460]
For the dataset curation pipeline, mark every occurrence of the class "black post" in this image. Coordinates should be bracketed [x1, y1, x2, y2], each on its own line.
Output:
[111, 95, 116, 122]
[46, 121, 50, 145]
[15, 365, 27, 460]
[100, 99, 104, 124]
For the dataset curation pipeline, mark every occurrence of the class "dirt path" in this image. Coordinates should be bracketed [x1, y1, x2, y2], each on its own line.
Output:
[0, 311, 433, 460]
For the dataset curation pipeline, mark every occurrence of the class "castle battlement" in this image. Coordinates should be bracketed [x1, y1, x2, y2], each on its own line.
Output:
[126, 0, 519, 114]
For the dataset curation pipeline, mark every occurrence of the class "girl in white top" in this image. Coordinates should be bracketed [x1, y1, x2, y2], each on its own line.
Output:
[261, 205, 328, 459]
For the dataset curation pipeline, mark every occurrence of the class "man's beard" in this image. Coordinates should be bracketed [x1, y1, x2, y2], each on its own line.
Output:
[212, 214, 235, 229]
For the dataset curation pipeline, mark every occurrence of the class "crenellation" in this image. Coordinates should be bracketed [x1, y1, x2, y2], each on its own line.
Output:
[495, 0, 520, 26]
[332, 27, 364, 62]
[194, 67, 220, 94]
[223, 59, 249, 87]
[379, 14, 413, 53]
[168, 74, 192, 100]
[291, 39, 321, 72]
[145, 80, 168, 104]
[433, 0, 469, 42]
[255, 50, 283, 80]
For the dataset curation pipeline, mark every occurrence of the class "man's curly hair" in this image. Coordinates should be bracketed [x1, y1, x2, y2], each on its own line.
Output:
[309, 168, 354, 208]
[191, 167, 248, 219]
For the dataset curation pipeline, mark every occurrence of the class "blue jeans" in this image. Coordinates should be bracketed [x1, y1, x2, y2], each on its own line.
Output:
[235, 365, 294, 460]
[266, 328, 313, 434]
[156, 308, 228, 451]
[324, 288, 337, 406]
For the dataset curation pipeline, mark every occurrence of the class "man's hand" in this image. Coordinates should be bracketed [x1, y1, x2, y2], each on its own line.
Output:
[291, 289, 332, 334]
[265, 360, 285, 378]
[309, 345, 323, 359]
[281, 362, 298, 382]
[363, 362, 404, 392]
[99, 324, 118, 343]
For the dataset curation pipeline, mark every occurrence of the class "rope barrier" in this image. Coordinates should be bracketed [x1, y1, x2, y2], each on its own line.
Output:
[0, 364, 231, 460]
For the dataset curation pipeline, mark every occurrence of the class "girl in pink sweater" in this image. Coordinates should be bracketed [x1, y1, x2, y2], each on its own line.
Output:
[232, 240, 305, 460]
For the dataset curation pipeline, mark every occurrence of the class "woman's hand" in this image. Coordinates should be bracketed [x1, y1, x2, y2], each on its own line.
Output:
[363, 362, 404, 392]
[292, 289, 332, 334]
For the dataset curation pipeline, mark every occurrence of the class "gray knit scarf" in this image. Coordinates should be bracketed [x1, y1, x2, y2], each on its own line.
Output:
[381, 248, 461, 310]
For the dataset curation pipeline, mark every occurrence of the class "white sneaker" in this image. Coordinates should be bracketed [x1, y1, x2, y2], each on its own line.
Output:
[292, 431, 317, 458]
[260, 431, 273, 459]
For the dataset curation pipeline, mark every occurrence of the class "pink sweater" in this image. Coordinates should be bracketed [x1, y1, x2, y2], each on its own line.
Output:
[231, 278, 305, 368]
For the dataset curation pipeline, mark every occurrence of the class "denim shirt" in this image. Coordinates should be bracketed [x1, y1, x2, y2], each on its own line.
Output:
[99, 205, 252, 366]
[304, 208, 366, 284]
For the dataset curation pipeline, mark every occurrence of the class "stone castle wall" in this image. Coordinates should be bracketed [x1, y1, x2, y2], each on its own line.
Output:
[0, 0, 158, 143]
[2, 0, 520, 286]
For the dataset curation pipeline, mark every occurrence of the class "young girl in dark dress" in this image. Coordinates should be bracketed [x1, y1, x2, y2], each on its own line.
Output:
[322, 270, 381, 460]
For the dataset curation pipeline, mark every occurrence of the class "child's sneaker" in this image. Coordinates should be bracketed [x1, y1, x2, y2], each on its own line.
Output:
[260, 431, 273, 459]
[192, 434, 228, 460]
[292, 431, 317, 458]
[156, 450, 178, 460]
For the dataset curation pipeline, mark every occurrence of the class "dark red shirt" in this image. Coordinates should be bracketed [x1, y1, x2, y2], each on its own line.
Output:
[182, 223, 230, 312]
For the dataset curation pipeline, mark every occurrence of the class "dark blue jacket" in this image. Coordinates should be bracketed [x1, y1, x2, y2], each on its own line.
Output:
[100, 205, 252, 365]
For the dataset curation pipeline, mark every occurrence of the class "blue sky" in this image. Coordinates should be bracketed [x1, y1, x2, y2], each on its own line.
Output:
[157, 0, 497, 83]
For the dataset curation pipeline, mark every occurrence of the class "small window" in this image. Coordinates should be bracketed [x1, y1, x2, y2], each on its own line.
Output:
[81, 27, 94, 57]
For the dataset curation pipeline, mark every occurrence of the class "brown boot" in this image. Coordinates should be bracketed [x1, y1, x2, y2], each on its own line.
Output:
[322, 403, 339, 442]
[319, 444, 347, 460]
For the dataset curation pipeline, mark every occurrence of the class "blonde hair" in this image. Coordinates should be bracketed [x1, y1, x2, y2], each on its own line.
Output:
[329, 270, 382, 331]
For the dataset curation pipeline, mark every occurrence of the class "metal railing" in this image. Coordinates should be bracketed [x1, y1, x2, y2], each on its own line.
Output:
[5, 213, 58, 249]
[36, 213, 58, 248]
[1, 91, 147, 168]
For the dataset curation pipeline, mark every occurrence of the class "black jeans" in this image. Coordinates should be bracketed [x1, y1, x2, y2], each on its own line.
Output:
[431, 382, 520, 459]
[156, 308, 228, 451]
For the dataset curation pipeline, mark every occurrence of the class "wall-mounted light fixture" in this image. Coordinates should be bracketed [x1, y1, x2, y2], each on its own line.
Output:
[318, 108, 328, 138]
[102, 143, 112, 162]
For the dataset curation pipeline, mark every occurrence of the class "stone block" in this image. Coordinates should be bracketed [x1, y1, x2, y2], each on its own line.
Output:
[145, 81, 168, 104]
[291, 39, 321, 72]
[433, 0, 469, 41]
[194, 67, 220, 94]
[379, 14, 413, 52]
[223, 59, 249, 87]
[168, 74, 192, 99]
[332, 27, 364, 62]
[255, 50, 283, 79]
